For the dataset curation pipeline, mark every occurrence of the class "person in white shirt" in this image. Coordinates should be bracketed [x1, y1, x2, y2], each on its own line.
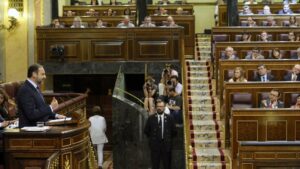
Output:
[89, 106, 108, 169]
[117, 16, 135, 28]
[170, 75, 183, 95]
[71, 16, 85, 28]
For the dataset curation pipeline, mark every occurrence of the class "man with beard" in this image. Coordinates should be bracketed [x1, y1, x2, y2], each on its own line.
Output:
[144, 101, 177, 169]
[17, 64, 65, 127]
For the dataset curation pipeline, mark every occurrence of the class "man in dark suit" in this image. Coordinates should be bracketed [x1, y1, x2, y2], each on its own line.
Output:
[284, 64, 300, 81]
[260, 89, 284, 108]
[253, 64, 275, 82]
[144, 101, 177, 169]
[17, 64, 65, 128]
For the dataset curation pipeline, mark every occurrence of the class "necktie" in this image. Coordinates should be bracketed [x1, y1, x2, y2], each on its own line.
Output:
[158, 116, 163, 140]
[262, 76, 265, 82]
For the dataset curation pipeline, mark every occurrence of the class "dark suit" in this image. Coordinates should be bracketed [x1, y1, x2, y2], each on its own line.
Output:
[16, 80, 55, 127]
[144, 113, 177, 169]
[260, 99, 284, 108]
[283, 73, 300, 81]
[253, 74, 275, 82]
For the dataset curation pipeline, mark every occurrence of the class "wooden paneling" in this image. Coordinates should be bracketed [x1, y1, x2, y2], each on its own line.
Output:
[232, 109, 300, 159]
[239, 141, 300, 168]
[36, 27, 185, 62]
[218, 4, 300, 26]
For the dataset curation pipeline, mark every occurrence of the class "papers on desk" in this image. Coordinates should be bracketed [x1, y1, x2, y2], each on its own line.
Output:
[48, 117, 72, 123]
[21, 126, 51, 132]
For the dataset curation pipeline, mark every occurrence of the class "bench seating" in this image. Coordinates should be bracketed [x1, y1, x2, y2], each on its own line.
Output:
[239, 14, 300, 26]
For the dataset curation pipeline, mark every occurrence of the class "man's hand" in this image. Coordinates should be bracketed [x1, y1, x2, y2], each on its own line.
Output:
[50, 97, 59, 109]
[2, 121, 9, 128]
[56, 114, 66, 119]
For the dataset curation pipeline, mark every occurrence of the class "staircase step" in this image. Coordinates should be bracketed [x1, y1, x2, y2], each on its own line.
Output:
[188, 84, 211, 90]
[191, 130, 223, 140]
[189, 112, 220, 121]
[193, 148, 226, 162]
[190, 120, 221, 131]
[187, 71, 210, 77]
[192, 139, 224, 148]
[192, 162, 229, 169]
[187, 90, 212, 96]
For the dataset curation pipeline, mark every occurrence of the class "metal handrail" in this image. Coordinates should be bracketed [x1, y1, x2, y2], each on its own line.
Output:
[114, 87, 144, 106]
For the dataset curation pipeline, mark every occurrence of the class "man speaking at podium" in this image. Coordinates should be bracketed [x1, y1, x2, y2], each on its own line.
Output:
[17, 64, 65, 128]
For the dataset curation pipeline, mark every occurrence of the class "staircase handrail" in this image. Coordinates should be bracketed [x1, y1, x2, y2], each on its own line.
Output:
[45, 152, 59, 169]
[114, 87, 144, 106]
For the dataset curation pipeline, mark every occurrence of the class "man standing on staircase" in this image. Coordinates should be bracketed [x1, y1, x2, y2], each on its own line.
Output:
[144, 100, 177, 169]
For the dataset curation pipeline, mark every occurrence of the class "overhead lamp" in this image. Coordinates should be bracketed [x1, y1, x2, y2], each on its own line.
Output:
[0, 8, 19, 32]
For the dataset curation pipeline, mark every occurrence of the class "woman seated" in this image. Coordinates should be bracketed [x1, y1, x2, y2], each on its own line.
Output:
[259, 31, 270, 42]
[105, 8, 116, 16]
[95, 18, 106, 28]
[269, 48, 283, 59]
[289, 16, 299, 27]
[291, 95, 300, 108]
[241, 33, 251, 42]
[288, 31, 299, 42]
[143, 76, 158, 114]
[0, 89, 18, 121]
[71, 16, 85, 28]
[246, 17, 256, 27]
[51, 19, 64, 28]
[228, 67, 248, 82]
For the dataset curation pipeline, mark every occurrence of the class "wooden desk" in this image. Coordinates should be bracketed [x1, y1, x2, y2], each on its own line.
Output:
[232, 109, 300, 160]
[218, 4, 300, 26]
[3, 122, 92, 169]
[238, 141, 300, 169]
[36, 27, 185, 62]
[212, 26, 300, 42]
[150, 15, 195, 55]
[223, 82, 300, 148]
[63, 5, 136, 16]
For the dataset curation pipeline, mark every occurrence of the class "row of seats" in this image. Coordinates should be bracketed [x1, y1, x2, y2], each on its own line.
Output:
[213, 33, 298, 41]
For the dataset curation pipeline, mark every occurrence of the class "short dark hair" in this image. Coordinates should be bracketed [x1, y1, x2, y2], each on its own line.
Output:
[271, 88, 281, 97]
[27, 64, 43, 78]
[257, 64, 266, 69]
[92, 106, 102, 116]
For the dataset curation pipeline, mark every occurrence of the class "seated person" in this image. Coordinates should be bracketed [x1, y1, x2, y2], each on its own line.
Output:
[244, 0, 257, 4]
[289, 16, 299, 27]
[241, 33, 251, 41]
[291, 47, 300, 59]
[0, 89, 17, 120]
[261, 0, 273, 4]
[259, 31, 270, 42]
[140, 16, 156, 27]
[91, 0, 101, 5]
[157, 0, 171, 5]
[86, 8, 98, 16]
[143, 76, 157, 114]
[288, 31, 299, 41]
[66, 10, 74, 17]
[261, 5, 272, 14]
[278, 4, 293, 14]
[117, 16, 135, 28]
[265, 16, 277, 26]
[245, 48, 265, 59]
[253, 64, 275, 82]
[176, 7, 184, 15]
[283, 0, 298, 4]
[71, 16, 85, 28]
[51, 19, 64, 28]
[105, 8, 116, 16]
[161, 64, 178, 80]
[269, 48, 283, 59]
[239, 5, 253, 15]
[167, 87, 182, 124]
[95, 18, 106, 28]
[228, 67, 248, 82]
[291, 95, 300, 108]
[284, 64, 300, 81]
[260, 89, 284, 108]
[246, 16, 257, 27]
[124, 7, 131, 15]
[155, 7, 168, 16]
[110, 0, 121, 5]
[221, 46, 239, 59]
[164, 16, 179, 27]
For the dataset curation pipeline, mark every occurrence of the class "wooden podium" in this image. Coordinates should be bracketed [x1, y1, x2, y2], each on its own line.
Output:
[3, 122, 95, 169]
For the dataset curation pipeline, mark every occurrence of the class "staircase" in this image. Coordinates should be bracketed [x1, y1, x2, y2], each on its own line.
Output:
[185, 34, 230, 169]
